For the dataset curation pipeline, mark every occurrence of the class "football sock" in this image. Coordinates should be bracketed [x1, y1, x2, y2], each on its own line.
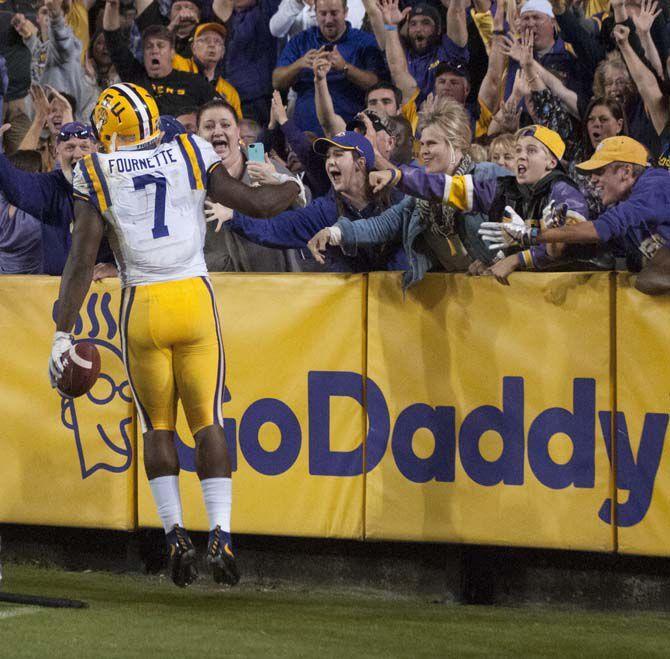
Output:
[149, 475, 184, 534]
[201, 477, 232, 533]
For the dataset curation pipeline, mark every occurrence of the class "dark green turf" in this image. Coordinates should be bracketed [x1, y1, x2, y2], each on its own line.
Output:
[0, 565, 669, 657]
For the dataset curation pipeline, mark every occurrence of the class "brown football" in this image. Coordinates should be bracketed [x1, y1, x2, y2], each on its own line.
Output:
[57, 341, 101, 398]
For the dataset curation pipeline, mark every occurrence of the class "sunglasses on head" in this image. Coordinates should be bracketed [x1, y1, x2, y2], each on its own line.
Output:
[58, 127, 92, 141]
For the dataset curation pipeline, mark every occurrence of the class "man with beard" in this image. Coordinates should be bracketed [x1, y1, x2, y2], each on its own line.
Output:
[381, 0, 503, 139]
[103, 0, 214, 116]
[366, 0, 469, 103]
[403, 2, 469, 102]
[134, 0, 201, 58]
[273, 0, 387, 133]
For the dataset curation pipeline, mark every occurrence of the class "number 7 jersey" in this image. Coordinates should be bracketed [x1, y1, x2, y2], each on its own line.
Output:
[73, 133, 222, 287]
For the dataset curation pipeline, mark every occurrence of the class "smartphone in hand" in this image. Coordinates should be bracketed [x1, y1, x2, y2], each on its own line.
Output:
[247, 142, 265, 163]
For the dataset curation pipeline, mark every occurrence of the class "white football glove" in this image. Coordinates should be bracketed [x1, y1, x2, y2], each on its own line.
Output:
[49, 331, 74, 389]
[479, 206, 536, 251]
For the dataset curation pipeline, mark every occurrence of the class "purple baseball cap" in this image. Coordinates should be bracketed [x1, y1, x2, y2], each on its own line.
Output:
[313, 131, 375, 170]
[57, 122, 95, 143]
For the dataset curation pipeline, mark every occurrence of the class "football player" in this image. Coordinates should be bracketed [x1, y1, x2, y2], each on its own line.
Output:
[48, 83, 302, 588]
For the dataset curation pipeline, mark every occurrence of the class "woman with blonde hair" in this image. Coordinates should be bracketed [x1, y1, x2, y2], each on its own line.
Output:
[308, 99, 507, 288]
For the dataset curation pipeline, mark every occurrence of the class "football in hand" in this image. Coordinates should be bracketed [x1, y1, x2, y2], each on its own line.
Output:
[57, 341, 101, 398]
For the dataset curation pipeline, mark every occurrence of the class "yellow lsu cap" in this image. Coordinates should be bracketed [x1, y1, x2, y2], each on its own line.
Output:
[576, 136, 649, 171]
[194, 22, 227, 40]
[517, 125, 565, 161]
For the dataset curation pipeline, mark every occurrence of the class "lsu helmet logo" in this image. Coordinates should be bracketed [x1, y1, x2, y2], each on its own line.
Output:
[91, 83, 160, 153]
[94, 105, 109, 136]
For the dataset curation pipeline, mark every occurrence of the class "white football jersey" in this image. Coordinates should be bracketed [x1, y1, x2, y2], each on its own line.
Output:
[73, 133, 221, 287]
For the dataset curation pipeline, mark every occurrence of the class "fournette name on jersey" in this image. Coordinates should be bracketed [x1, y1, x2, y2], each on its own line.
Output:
[107, 148, 179, 174]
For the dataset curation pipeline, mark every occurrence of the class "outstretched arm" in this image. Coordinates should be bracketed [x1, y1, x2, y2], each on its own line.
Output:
[479, 215, 600, 251]
[55, 201, 105, 332]
[537, 223, 600, 244]
[207, 164, 299, 217]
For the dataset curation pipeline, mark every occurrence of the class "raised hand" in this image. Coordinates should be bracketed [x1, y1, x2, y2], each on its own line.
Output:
[45, 0, 64, 18]
[612, 23, 630, 45]
[83, 51, 96, 79]
[632, 0, 661, 34]
[30, 84, 50, 121]
[420, 92, 436, 114]
[501, 34, 524, 62]
[270, 90, 288, 127]
[46, 85, 74, 123]
[519, 29, 534, 70]
[493, 97, 522, 134]
[512, 69, 530, 98]
[10, 13, 37, 40]
[379, 0, 411, 26]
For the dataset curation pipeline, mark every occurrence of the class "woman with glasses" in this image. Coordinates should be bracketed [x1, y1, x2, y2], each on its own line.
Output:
[172, 23, 242, 120]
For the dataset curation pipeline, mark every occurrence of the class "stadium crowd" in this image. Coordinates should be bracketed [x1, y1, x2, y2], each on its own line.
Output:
[1, 0, 670, 293]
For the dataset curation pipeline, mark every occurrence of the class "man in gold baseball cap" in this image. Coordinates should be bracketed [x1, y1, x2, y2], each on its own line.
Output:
[576, 136, 649, 207]
[577, 135, 649, 171]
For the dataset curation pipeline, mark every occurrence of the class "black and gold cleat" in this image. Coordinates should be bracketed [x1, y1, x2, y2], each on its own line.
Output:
[206, 526, 240, 586]
[165, 525, 198, 588]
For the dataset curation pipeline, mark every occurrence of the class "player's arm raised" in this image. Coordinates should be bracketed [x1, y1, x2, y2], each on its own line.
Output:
[55, 200, 105, 332]
[207, 164, 300, 218]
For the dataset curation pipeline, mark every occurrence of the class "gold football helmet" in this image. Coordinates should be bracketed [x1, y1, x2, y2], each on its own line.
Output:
[91, 83, 160, 152]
